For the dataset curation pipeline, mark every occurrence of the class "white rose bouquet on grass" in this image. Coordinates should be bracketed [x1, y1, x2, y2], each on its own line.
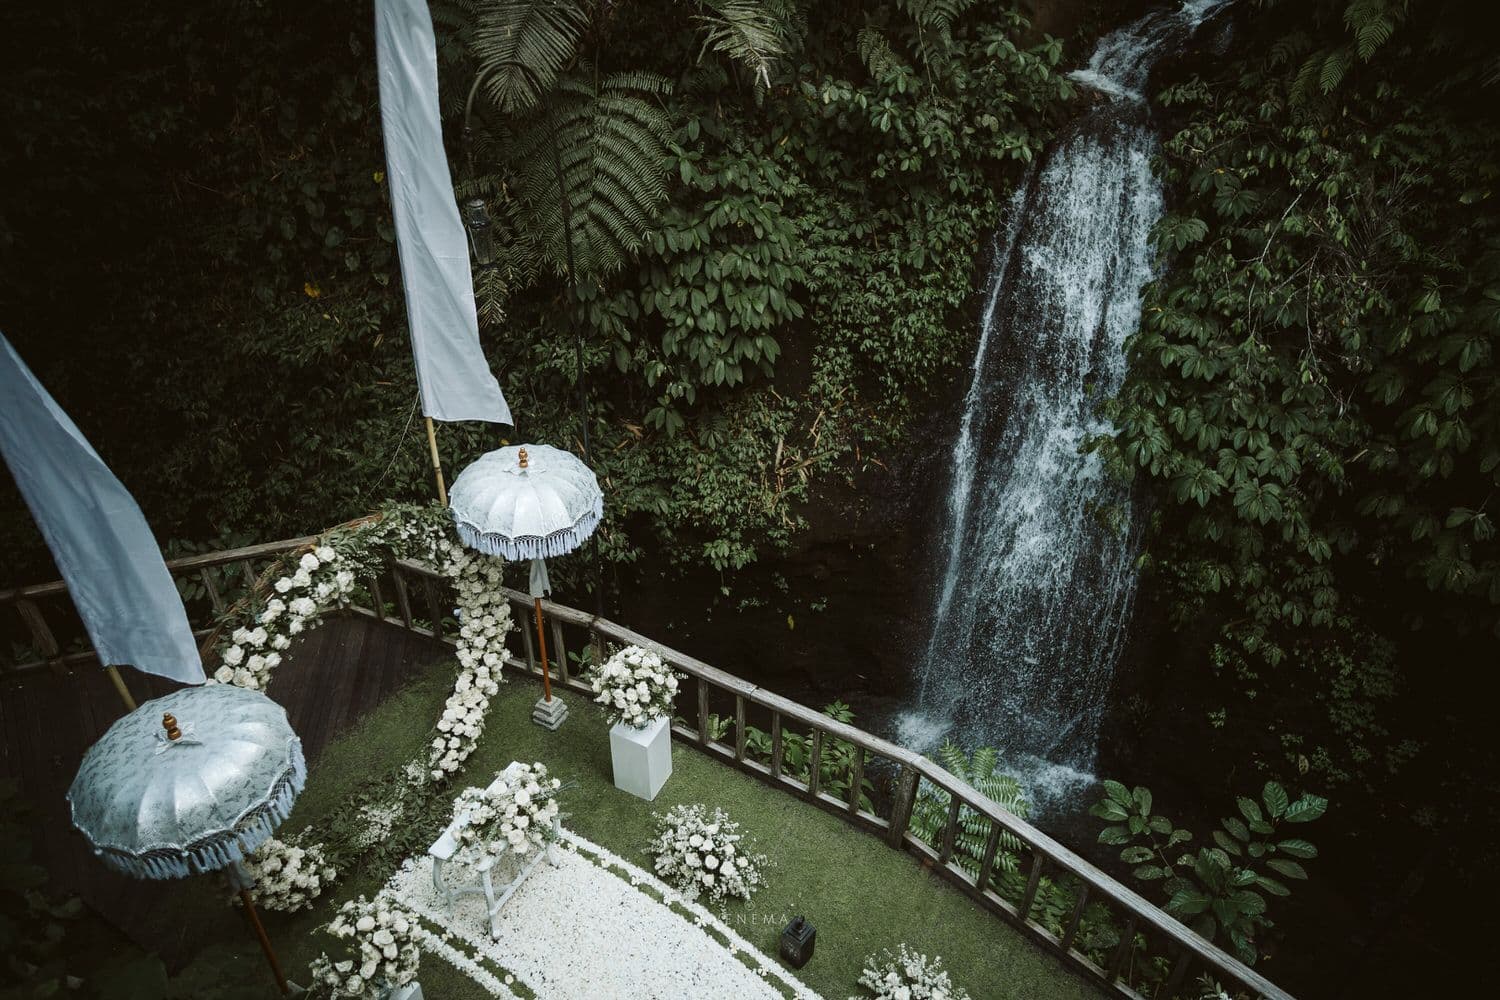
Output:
[588, 645, 683, 729]
[237, 837, 336, 913]
[646, 803, 766, 903]
[309, 895, 422, 998]
[853, 945, 971, 1000]
[451, 762, 563, 856]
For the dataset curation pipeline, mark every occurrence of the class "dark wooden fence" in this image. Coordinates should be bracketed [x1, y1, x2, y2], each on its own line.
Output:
[1, 538, 1295, 1000]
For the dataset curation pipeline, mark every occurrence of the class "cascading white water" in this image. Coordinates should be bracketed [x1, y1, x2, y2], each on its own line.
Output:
[900, 1, 1228, 805]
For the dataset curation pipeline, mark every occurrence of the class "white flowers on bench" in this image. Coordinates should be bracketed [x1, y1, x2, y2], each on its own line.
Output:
[449, 761, 562, 856]
[646, 804, 767, 904]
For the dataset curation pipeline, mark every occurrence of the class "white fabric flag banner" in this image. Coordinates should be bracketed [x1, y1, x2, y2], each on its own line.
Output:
[0, 334, 204, 685]
[375, 0, 512, 425]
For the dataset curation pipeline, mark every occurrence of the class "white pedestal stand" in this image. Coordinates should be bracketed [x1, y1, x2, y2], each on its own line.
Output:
[609, 716, 672, 801]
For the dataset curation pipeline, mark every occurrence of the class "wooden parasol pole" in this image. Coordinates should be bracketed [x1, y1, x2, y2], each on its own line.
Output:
[424, 416, 448, 506]
[533, 598, 552, 703]
[238, 889, 290, 995]
[104, 665, 137, 711]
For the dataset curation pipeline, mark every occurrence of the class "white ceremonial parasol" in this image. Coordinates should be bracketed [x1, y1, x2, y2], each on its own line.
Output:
[67, 683, 304, 994]
[449, 444, 603, 730]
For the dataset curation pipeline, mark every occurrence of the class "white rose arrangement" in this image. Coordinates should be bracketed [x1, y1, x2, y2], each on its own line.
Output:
[450, 762, 563, 856]
[425, 540, 509, 781]
[645, 803, 766, 903]
[853, 946, 971, 1000]
[309, 895, 422, 998]
[238, 837, 337, 913]
[210, 544, 350, 690]
[588, 645, 682, 729]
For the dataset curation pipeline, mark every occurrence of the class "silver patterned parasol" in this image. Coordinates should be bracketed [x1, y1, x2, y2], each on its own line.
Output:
[449, 444, 604, 730]
[67, 683, 303, 993]
[67, 683, 304, 879]
[448, 443, 602, 560]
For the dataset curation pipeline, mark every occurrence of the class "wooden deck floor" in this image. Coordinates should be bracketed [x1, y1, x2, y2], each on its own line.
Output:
[0, 614, 452, 961]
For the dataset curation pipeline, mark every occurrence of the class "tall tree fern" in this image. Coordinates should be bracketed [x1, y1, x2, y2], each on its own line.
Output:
[509, 71, 674, 278]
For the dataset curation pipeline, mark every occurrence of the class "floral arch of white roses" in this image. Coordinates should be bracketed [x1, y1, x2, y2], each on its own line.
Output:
[205, 503, 513, 785]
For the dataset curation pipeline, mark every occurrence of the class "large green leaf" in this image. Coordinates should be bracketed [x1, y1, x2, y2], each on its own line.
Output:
[1262, 781, 1290, 819]
[1284, 794, 1329, 824]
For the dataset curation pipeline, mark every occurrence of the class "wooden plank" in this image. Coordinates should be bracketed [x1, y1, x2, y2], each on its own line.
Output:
[696, 677, 710, 745]
[1107, 916, 1137, 981]
[550, 618, 569, 686]
[733, 695, 746, 762]
[939, 792, 961, 864]
[848, 745, 865, 814]
[976, 821, 1004, 893]
[807, 728, 823, 797]
[1018, 850, 1046, 922]
[369, 575, 387, 622]
[769, 713, 784, 778]
[391, 570, 414, 628]
[887, 764, 918, 849]
[1061, 883, 1090, 952]
[200, 568, 224, 614]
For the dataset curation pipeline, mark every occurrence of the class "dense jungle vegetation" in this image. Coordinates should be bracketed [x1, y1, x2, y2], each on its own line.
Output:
[1099, 0, 1500, 990]
[0, 0, 1074, 590]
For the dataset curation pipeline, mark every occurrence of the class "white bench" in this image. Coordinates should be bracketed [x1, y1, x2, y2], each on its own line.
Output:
[428, 761, 562, 940]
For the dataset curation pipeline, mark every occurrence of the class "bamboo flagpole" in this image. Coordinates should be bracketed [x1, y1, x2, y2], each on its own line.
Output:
[105, 666, 138, 711]
[425, 416, 448, 506]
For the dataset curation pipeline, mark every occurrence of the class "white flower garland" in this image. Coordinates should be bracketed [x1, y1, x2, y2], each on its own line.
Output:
[853, 946, 971, 1000]
[645, 804, 767, 903]
[588, 644, 682, 729]
[310, 895, 423, 998]
[238, 837, 337, 913]
[200, 506, 517, 915]
[206, 512, 512, 783]
[450, 762, 562, 857]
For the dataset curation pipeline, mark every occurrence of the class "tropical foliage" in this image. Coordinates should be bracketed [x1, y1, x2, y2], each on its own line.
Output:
[0, 0, 1080, 596]
[1099, 0, 1500, 836]
[1091, 779, 1325, 964]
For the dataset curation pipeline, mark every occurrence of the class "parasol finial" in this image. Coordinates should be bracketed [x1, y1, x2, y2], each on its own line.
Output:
[518, 447, 529, 469]
[162, 713, 181, 741]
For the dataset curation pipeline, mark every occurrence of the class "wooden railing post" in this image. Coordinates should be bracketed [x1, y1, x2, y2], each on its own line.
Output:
[938, 793, 961, 865]
[807, 729, 824, 796]
[1018, 850, 1046, 921]
[770, 713, 784, 778]
[887, 764, 919, 849]
[848, 746, 865, 814]
[696, 678, 710, 745]
[733, 695, 746, 762]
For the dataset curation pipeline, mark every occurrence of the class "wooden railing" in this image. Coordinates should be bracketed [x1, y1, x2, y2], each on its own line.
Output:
[1, 538, 1295, 1000]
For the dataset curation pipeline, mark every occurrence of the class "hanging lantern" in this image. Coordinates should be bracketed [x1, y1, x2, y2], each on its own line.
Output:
[462, 197, 495, 267]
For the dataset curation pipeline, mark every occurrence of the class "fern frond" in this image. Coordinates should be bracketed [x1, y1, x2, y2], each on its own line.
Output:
[857, 25, 905, 79]
[1343, 0, 1400, 61]
[694, 0, 787, 87]
[471, 0, 588, 113]
[509, 70, 674, 277]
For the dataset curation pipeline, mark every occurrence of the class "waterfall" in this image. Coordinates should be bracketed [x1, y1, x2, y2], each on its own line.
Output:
[900, 1, 1228, 804]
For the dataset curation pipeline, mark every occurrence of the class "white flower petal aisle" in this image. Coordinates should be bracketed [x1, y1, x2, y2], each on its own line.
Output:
[383, 830, 821, 999]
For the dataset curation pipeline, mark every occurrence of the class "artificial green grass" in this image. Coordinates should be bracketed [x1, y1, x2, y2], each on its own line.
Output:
[167, 659, 1098, 999]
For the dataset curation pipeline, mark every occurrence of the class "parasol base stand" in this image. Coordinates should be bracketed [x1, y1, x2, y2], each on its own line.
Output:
[532, 694, 568, 731]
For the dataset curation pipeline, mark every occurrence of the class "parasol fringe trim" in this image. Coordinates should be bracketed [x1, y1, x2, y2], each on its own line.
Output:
[451, 500, 602, 562]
